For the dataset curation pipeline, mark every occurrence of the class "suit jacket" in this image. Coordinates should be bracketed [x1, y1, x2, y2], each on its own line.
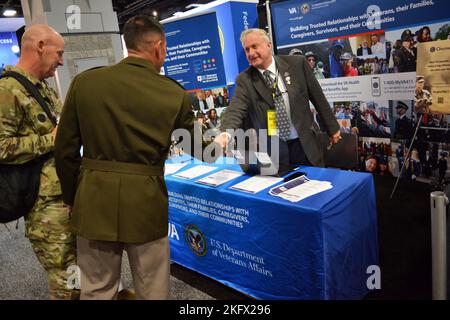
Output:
[357, 47, 372, 56]
[55, 57, 196, 243]
[220, 55, 339, 166]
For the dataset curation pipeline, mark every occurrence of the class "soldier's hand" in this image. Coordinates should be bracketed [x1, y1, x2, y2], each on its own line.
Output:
[51, 125, 58, 139]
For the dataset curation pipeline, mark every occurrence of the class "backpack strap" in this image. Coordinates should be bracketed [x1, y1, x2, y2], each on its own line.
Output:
[0, 71, 57, 126]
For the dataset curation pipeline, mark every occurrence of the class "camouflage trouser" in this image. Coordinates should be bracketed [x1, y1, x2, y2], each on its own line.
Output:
[25, 196, 80, 300]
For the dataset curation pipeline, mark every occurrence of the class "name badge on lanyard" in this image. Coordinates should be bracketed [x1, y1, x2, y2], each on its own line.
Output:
[267, 71, 279, 136]
[267, 110, 278, 136]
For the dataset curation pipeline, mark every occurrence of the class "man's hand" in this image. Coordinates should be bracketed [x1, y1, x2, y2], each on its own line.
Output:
[214, 132, 230, 149]
[51, 125, 58, 139]
[329, 130, 342, 145]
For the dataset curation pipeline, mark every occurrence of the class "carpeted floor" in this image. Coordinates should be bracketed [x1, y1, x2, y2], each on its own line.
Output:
[0, 175, 444, 300]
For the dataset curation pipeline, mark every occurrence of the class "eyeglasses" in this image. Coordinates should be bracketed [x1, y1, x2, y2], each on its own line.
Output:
[307, 58, 315, 62]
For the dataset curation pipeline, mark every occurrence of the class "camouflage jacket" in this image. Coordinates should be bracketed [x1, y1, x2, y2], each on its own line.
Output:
[0, 65, 62, 196]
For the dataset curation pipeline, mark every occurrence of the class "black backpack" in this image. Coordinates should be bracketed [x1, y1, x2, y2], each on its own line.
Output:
[0, 71, 57, 224]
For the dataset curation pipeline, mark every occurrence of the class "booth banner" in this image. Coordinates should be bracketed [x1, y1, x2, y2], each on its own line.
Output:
[416, 40, 450, 114]
[162, 12, 227, 91]
[0, 32, 20, 71]
[319, 72, 415, 102]
[271, 0, 450, 181]
[271, 0, 449, 47]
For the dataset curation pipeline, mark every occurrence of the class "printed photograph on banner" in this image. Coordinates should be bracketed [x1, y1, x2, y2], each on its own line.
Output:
[352, 31, 387, 60]
[389, 100, 415, 141]
[390, 141, 449, 185]
[330, 101, 358, 134]
[384, 21, 450, 74]
[278, 40, 330, 79]
[352, 32, 389, 76]
[414, 74, 433, 114]
[416, 39, 450, 114]
[351, 101, 390, 138]
[358, 137, 392, 176]
[417, 113, 450, 144]
[327, 38, 353, 78]
[189, 86, 230, 115]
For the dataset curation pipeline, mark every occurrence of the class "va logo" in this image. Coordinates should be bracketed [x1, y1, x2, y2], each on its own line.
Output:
[66, 5, 81, 30]
[300, 3, 311, 14]
[185, 224, 207, 256]
[366, 265, 381, 289]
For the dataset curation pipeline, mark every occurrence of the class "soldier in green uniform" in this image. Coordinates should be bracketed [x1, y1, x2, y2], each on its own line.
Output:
[0, 25, 79, 300]
[55, 16, 202, 300]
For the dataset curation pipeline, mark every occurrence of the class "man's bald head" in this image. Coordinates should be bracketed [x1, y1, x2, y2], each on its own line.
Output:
[17, 24, 65, 80]
[21, 24, 63, 49]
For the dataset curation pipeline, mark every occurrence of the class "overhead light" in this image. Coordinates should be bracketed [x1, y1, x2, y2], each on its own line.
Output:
[186, 4, 205, 9]
[3, 9, 17, 17]
[152, 11, 157, 17]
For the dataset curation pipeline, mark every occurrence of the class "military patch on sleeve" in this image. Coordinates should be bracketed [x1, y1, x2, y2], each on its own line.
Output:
[37, 113, 47, 123]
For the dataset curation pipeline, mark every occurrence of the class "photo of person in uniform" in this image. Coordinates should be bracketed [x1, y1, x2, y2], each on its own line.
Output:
[393, 101, 414, 140]
[415, 75, 432, 114]
[393, 29, 416, 73]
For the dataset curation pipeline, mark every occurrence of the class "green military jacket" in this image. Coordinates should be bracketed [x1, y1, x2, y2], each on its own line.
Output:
[0, 66, 61, 197]
[55, 57, 196, 243]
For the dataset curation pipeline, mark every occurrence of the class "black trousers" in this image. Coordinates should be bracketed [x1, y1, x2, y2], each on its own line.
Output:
[279, 138, 311, 166]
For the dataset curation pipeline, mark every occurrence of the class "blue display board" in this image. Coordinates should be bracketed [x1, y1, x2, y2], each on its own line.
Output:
[162, 12, 227, 91]
[0, 32, 20, 72]
[161, 0, 258, 94]
[271, 0, 449, 48]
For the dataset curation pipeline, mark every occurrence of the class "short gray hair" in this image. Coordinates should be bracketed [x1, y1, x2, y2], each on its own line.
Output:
[240, 28, 271, 46]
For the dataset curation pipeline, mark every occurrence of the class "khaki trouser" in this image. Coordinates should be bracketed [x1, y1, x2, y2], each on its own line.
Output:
[77, 236, 170, 300]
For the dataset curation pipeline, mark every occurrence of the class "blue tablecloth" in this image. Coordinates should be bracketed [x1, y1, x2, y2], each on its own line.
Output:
[165, 156, 378, 299]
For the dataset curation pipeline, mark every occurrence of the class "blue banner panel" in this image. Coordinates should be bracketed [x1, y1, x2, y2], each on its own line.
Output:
[271, 0, 449, 48]
[162, 12, 227, 91]
[165, 157, 379, 299]
[0, 32, 20, 71]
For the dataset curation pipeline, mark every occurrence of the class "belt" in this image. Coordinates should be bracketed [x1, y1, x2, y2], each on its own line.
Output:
[81, 158, 163, 176]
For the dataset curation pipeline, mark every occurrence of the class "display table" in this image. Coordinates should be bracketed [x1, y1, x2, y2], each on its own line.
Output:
[165, 156, 378, 299]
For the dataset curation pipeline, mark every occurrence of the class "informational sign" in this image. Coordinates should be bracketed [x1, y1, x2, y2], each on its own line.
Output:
[162, 12, 227, 91]
[272, 0, 449, 48]
[0, 32, 20, 71]
[416, 40, 450, 114]
[271, 0, 450, 181]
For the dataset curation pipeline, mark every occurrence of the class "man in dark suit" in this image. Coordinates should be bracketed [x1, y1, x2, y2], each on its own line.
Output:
[394, 101, 414, 140]
[393, 29, 416, 73]
[216, 29, 340, 167]
[55, 16, 198, 299]
[357, 41, 372, 56]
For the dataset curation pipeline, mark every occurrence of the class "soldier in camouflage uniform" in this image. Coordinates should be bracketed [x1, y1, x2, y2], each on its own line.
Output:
[415, 75, 432, 114]
[0, 25, 79, 300]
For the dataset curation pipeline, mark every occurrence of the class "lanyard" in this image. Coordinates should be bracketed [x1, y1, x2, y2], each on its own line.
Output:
[268, 70, 279, 100]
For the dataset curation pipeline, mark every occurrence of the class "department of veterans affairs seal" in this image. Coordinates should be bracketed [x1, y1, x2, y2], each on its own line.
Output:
[185, 224, 207, 256]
